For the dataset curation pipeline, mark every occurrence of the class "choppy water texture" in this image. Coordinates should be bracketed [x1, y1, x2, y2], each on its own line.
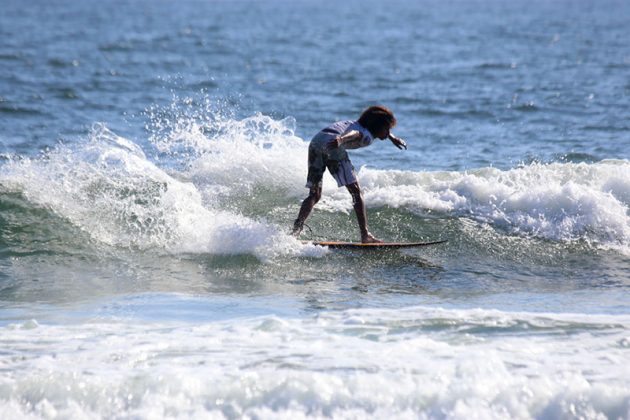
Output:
[1, 0, 629, 418]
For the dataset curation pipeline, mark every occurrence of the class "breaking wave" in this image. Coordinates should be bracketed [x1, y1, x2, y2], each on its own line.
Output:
[1, 104, 629, 258]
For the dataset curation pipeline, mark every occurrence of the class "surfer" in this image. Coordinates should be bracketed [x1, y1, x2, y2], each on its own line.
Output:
[292, 105, 407, 243]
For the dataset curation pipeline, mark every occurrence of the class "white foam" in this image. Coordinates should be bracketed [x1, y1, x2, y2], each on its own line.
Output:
[0, 123, 324, 260]
[148, 106, 630, 249]
[1, 306, 629, 418]
[356, 161, 630, 248]
[156, 111, 339, 204]
[3, 106, 630, 254]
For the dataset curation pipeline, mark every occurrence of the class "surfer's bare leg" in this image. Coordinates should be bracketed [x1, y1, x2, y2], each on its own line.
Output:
[293, 186, 322, 236]
[347, 183, 382, 243]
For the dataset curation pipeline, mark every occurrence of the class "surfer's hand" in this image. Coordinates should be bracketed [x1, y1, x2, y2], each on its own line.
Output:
[389, 135, 407, 150]
[325, 137, 340, 151]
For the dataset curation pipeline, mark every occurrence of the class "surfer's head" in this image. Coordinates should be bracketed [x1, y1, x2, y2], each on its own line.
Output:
[358, 105, 397, 139]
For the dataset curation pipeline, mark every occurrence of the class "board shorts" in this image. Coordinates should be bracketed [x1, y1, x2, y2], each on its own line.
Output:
[305, 132, 357, 189]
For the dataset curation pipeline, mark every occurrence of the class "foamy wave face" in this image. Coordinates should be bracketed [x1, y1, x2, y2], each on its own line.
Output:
[1, 306, 629, 418]
[3, 100, 628, 254]
[146, 100, 630, 249]
[0, 124, 323, 259]
[357, 161, 630, 246]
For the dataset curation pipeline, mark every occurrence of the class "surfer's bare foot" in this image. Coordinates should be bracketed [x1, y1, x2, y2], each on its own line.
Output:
[361, 232, 383, 244]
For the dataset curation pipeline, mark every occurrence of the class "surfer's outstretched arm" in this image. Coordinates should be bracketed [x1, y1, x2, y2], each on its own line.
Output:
[347, 182, 382, 244]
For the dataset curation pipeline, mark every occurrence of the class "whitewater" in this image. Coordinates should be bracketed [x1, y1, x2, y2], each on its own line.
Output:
[3, 116, 630, 256]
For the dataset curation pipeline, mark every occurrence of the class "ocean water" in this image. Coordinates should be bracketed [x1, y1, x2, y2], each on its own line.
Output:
[1, 0, 630, 418]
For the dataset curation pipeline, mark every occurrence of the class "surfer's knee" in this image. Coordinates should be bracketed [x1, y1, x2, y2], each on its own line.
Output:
[308, 187, 322, 203]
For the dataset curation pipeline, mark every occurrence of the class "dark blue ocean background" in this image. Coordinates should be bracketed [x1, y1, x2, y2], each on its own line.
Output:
[1, 0, 629, 418]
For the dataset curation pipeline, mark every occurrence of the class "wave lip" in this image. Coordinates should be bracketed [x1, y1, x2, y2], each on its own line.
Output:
[2, 106, 630, 257]
[357, 161, 630, 249]
[140, 104, 630, 251]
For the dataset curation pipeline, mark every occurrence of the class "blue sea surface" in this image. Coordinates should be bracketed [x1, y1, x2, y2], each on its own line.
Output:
[1, 0, 629, 418]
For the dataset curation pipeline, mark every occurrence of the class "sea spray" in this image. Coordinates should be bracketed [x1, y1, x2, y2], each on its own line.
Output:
[146, 97, 311, 202]
[0, 124, 322, 260]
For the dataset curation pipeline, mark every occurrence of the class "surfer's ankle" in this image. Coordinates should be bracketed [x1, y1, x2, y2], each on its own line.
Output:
[292, 219, 303, 237]
[361, 232, 383, 244]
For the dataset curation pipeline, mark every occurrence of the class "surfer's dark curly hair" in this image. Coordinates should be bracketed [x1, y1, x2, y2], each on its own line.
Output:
[358, 105, 397, 134]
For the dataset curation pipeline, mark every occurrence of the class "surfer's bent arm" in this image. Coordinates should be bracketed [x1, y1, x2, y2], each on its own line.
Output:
[326, 130, 362, 150]
[388, 133, 407, 150]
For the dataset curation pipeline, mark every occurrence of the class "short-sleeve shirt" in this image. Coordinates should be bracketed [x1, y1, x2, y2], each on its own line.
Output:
[304, 120, 376, 188]
[310, 120, 374, 161]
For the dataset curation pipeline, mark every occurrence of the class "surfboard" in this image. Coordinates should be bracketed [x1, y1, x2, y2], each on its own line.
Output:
[308, 239, 448, 249]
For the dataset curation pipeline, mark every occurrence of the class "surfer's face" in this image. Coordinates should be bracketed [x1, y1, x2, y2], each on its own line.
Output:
[375, 126, 390, 140]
